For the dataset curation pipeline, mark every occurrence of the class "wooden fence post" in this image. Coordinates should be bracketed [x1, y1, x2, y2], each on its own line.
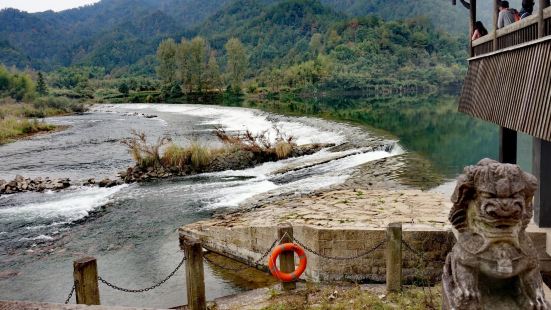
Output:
[73, 257, 100, 305]
[278, 223, 296, 290]
[386, 222, 402, 293]
[182, 236, 206, 310]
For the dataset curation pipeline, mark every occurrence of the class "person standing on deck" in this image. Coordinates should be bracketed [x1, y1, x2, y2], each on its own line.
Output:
[472, 21, 489, 40]
[520, 0, 535, 19]
[498, 1, 516, 28]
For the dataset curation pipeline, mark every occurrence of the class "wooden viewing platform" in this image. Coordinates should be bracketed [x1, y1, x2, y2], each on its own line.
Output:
[455, 0, 551, 227]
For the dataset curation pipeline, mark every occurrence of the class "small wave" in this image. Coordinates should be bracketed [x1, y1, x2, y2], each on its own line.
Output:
[0, 185, 127, 223]
[19, 234, 54, 242]
[207, 180, 278, 209]
[25, 221, 69, 231]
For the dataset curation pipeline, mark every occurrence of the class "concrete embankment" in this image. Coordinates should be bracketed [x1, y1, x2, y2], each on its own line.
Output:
[180, 185, 551, 283]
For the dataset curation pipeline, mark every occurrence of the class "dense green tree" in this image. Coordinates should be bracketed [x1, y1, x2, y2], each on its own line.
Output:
[36, 72, 48, 95]
[205, 51, 222, 91]
[0, 64, 35, 101]
[309, 33, 323, 57]
[156, 38, 178, 83]
[225, 38, 247, 91]
[176, 39, 192, 92]
[118, 82, 130, 95]
[189, 36, 208, 92]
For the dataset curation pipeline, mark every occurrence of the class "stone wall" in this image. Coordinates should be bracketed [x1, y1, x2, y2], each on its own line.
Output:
[181, 223, 452, 283]
[180, 223, 551, 283]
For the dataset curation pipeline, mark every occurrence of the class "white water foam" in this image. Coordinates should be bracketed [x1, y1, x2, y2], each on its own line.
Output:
[0, 185, 127, 223]
[205, 146, 402, 209]
[115, 104, 346, 146]
[19, 235, 54, 242]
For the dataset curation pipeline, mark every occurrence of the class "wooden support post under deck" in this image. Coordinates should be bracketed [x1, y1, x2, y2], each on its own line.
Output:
[278, 223, 296, 290]
[386, 222, 402, 293]
[533, 139, 551, 227]
[533, 0, 550, 228]
[73, 257, 100, 305]
[499, 127, 517, 164]
[182, 237, 206, 310]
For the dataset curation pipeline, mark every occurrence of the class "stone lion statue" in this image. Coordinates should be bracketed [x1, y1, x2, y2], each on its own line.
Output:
[442, 159, 549, 310]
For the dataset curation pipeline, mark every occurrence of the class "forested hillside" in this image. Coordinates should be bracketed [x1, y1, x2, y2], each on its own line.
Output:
[152, 0, 466, 97]
[0, 0, 477, 71]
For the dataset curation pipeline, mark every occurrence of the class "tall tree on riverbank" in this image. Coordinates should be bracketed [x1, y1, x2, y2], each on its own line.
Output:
[176, 39, 192, 92]
[189, 37, 208, 92]
[156, 39, 178, 84]
[205, 51, 222, 91]
[225, 38, 247, 92]
[36, 72, 48, 96]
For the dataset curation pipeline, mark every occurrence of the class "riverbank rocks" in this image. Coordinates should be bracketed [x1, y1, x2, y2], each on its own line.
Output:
[98, 178, 123, 188]
[0, 176, 71, 195]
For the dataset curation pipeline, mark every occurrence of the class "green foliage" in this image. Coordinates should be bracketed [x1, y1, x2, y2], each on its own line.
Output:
[225, 38, 247, 91]
[189, 37, 208, 92]
[33, 96, 86, 113]
[50, 66, 104, 89]
[1, 0, 470, 97]
[156, 38, 178, 83]
[205, 51, 223, 91]
[0, 117, 55, 144]
[118, 82, 130, 95]
[157, 36, 224, 94]
[36, 72, 48, 95]
[1, 0, 508, 72]
[0, 64, 35, 101]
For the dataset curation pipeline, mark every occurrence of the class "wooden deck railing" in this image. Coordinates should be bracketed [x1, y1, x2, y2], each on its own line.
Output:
[473, 6, 551, 56]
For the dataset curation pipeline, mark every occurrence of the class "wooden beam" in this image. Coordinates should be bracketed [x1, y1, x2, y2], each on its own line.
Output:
[499, 128, 517, 164]
[533, 0, 550, 228]
[533, 139, 551, 227]
[73, 257, 100, 305]
[278, 223, 296, 291]
[386, 223, 402, 293]
[182, 237, 206, 310]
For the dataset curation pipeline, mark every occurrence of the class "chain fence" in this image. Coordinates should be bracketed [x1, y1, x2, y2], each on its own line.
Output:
[62, 230, 446, 306]
[203, 237, 280, 272]
[401, 239, 445, 310]
[202, 233, 387, 274]
[64, 284, 75, 304]
[401, 239, 446, 265]
[98, 255, 186, 293]
[293, 237, 386, 261]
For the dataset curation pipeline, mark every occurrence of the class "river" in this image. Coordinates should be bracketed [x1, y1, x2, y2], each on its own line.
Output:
[0, 103, 401, 308]
[0, 96, 534, 307]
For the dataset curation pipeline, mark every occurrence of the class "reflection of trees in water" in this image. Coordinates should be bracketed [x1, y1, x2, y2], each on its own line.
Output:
[244, 95, 502, 178]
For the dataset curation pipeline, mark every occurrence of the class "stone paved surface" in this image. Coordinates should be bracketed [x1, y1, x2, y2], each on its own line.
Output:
[209, 188, 451, 231]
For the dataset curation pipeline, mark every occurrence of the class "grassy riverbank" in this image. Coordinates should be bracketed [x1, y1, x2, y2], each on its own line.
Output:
[262, 284, 441, 310]
[211, 283, 441, 310]
[0, 99, 85, 145]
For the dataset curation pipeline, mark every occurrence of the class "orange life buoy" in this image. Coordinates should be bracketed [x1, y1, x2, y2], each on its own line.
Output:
[268, 243, 307, 282]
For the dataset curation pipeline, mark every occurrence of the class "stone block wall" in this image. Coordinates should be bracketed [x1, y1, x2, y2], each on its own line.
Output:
[180, 223, 551, 283]
[180, 223, 455, 283]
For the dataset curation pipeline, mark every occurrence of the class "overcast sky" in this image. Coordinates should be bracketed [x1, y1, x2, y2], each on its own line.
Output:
[0, 0, 100, 13]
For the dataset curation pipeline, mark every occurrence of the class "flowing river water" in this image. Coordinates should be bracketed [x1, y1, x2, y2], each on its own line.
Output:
[0, 104, 402, 308]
